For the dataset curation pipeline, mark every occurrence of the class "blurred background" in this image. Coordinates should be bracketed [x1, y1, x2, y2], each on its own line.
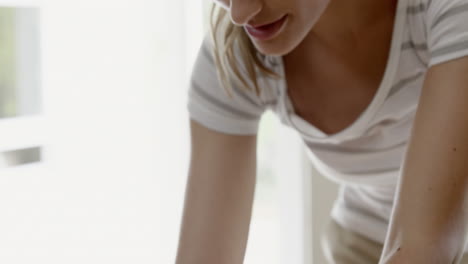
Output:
[0, 0, 339, 263]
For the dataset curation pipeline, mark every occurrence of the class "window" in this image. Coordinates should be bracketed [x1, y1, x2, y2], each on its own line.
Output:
[0, 7, 42, 118]
[0, 6, 43, 171]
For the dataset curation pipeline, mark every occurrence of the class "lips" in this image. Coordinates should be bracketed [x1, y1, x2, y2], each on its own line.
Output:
[244, 15, 288, 41]
[248, 15, 287, 29]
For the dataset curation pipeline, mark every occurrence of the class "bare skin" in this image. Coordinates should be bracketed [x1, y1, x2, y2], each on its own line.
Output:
[284, 5, 396, 135]
[214, 0, 398, 135]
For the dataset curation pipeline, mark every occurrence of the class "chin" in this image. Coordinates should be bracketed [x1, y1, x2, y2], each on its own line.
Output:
[249, 36, 297, 57]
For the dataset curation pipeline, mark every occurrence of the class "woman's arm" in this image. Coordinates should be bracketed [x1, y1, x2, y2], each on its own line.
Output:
[175, 119, 259, 264]
[379, 57, 468, 264]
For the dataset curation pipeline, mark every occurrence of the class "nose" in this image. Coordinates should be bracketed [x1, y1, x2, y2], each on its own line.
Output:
[229, 0, 263, 26]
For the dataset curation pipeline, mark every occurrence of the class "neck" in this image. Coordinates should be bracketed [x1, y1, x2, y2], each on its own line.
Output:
[313, 0, 397, 42]
[287, 0, 397, 66]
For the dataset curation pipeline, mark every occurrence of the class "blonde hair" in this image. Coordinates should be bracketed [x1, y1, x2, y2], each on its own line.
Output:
[209, 3, 282, 98]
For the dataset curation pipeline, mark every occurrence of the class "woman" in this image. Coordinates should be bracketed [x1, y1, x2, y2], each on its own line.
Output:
[176, 0, 468, 263]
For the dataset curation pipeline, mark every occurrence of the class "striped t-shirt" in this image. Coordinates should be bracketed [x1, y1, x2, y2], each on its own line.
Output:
[186, 0, 468, 251]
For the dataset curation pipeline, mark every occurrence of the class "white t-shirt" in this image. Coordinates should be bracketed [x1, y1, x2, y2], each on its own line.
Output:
[186, 0, 468, 252]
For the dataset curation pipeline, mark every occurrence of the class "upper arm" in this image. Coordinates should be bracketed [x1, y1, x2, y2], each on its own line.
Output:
[186, 31, 265, 176]
[189, 117, 258, 190]
[189, 118, 258, 168]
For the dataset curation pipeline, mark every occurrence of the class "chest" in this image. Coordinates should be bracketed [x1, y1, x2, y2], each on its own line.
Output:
[283, 29, 393, 136]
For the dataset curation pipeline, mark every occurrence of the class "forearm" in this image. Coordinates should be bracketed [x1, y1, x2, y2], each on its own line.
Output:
[175, 157, 257, 264]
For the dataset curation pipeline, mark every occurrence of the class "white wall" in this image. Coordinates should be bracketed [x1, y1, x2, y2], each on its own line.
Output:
[1, 1, 192, 263]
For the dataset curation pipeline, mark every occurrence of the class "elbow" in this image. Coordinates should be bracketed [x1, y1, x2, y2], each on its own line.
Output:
[380, 241, 466, 264]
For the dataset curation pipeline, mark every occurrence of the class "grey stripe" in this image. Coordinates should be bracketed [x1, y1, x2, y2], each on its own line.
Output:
[303, 138, 407, 154]
[431, 39, 468, 58]
[431, 3, 468, 31]
[387, 71, 425, 98]
[349, 166, 402, 176]
[191, 79, 260, 120]
[407, 3, 427, 15]
[401, 41, 428, 51]
[263, 99, 278, 105]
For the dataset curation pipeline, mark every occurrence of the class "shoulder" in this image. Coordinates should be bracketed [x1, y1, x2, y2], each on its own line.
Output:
[425, 0, 468, 21]
[187, 32, 279, 135]
[422, 0, 468, 67]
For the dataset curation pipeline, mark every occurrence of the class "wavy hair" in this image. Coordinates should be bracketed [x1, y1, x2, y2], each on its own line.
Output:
[209, 3, 282, 98]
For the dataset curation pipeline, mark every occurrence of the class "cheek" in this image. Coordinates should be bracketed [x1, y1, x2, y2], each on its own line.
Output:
[295, 0, 328, 25]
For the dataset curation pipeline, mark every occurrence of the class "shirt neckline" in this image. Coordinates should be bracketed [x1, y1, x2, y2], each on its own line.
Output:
[275, 0, 408, 143]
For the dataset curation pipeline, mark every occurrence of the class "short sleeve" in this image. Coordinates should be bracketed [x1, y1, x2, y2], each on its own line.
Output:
[426, 0, 468, 67]
[186, 33, 266, 135]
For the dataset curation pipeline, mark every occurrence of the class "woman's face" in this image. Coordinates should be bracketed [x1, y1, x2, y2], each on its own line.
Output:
[213, 0, 330, 56]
